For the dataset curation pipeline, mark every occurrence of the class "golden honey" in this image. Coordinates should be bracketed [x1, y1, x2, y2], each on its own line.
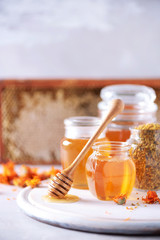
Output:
[86, 141, 136, 200]
[61, 138, 93, 189]
[105, 128, 131, 142]
[60, 116, 106, 189]
[43, 194, 79, 203]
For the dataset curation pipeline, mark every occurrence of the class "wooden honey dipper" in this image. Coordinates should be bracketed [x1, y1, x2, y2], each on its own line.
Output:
[48, 99, 124, 198]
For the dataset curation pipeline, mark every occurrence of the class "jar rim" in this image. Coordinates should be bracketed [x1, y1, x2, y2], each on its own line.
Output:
[92, 141, 130, 152]
[64, 116, 101, 127]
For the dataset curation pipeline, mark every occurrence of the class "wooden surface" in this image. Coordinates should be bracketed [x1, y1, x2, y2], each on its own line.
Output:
[0, 79, 160, 88]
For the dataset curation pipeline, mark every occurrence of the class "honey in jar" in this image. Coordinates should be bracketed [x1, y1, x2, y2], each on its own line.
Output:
[61, 116, 106, 189]
[98, 84, 157, 142]
[86, 141, 136, 200]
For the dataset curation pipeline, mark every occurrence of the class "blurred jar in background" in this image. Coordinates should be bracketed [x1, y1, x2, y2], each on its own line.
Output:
[60, 116, 106, 189]
[98, 84, 157, 142]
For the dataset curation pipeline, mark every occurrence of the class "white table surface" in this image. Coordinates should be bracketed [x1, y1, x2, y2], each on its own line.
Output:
[1, 165, 160, 240]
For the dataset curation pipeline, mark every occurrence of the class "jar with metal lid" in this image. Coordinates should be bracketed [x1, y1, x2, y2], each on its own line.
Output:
[98, 84, 157, 142]
[60, 116, 105, 189]
[86, 141, 136, 200]
[128, 123, 160, 190]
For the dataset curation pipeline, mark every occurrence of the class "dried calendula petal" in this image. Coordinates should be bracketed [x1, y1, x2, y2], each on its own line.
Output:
[0, 174, 9, 184]
[25, 176, 41, 188]
[20, 165, 33, 178]
[142, 190, 160, 204]
[113, 194, 127, 205]
[13, 177, 28, 187]
[147, 190, 158, 199]
[0, 160, 60, 188]
[2, 161, 18, 180]
[126, 207, 134, 210]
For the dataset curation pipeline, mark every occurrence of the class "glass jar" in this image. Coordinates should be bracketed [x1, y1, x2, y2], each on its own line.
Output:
[86, 141, 136, 200]
[128, 127, 160, 190]
[98, 84, 157, 142]
[60, 116, 105, 189]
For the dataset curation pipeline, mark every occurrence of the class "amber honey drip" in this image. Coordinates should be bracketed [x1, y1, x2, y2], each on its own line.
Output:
[86, 157, 135, 200]
[43, 194, 79, 203]
[61, 138, 93, 189]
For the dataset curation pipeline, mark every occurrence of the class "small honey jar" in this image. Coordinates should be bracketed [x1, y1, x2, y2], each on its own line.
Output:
[86, 141, 136, 200]
[60, 116, 105, 189]
[98, 84, 157, 142]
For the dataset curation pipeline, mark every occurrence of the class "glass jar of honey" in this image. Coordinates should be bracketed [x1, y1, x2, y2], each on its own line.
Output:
[86, 141, 136, 200]
[98, 84, 157, 142]
[60, 116, 105, 189]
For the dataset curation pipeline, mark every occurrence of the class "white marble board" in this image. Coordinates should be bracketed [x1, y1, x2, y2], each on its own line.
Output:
[17, 183, 160, 235]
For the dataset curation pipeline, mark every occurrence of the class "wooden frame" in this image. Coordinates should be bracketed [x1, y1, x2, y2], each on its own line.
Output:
[0, 79, 160, 88]
[0, 78, 159, 163]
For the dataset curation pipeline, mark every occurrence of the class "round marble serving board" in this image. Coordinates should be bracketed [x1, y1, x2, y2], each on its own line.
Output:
[17, 183, 160, 235]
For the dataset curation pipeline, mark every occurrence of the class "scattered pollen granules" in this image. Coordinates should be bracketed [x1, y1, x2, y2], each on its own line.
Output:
[0, 161, 61, 188]
[129, 123, 160, 190]
[12, 188, 17, 192]
[126, 207, 134, 210]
